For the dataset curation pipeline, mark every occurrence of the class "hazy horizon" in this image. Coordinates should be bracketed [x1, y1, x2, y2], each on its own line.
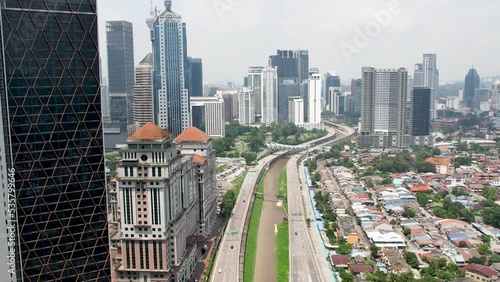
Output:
[98, 0, 500, 85]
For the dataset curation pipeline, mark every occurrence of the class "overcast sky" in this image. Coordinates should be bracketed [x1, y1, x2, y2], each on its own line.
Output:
[97, 0, 499, 85]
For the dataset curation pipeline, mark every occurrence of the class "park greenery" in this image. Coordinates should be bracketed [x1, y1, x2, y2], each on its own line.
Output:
[278, 169, 288, 213]
[243, 173, 266, 282]
[213, 122, 328, 160]
[275, 221, 289, 282]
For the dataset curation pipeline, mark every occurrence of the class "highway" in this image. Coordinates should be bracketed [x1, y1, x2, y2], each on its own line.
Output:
[211, 153, 282, 282]
[288, 124, 356, 282]
[288, 154, 325, 282]
[210, 123, 354, 282]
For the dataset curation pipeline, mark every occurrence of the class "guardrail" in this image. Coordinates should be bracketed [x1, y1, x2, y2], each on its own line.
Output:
[237, 122, 355, 281]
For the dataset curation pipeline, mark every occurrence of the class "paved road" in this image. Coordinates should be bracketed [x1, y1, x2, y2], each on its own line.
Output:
[288, 124, 356, 282]
[211, 123, 354, 282]
[211, 153, 283, 282]
[288, 155, 325, 282]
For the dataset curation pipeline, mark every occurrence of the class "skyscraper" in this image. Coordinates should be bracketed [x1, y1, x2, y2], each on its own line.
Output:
[151, 0, 190, 137]
[134, 53, 154, 125]
[351, 79, 362, 113]
[324, 72, 341, 110]
[110, 123, 215, 281]
[278, 80, 300, 122]
[223, 94, 235, 123]
[190, 96, 225, 137]
[269, 49, 309, 84]
[0, 1, 109, 281]
[270, 50, 309, 123]
[238, 88, 255, 125]
[106, 21, 135, 130]
[288, 97, 304, 125]
[464, 67, 480, 109]
[413, 54, 439, 119]
[247, 67, 264, 121]
[261, 66, 278, 125]
[359, 67, 408, 147]
[328, 87, 342, 113]
[187, 57, 203, 97]
[411, 88, 431, 136]
[308, 73, 322, 125]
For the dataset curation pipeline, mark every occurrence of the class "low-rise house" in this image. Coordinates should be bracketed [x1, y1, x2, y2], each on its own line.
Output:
[330, 255, 350, 269]
[348, 264, 374, 274]
[463, 264, 499, 282]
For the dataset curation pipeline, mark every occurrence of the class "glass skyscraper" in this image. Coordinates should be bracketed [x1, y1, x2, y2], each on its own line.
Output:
[151, 0, 190, 137]
[106, 21, 135, 131]
[411, 87, 431, 136]
[464, 67, 480, 109]
[0, 1, 109, 281]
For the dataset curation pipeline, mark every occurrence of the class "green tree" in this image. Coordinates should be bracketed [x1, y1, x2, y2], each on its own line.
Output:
[241, 152, 257, 165]
[220, 189, 237, 218]
[247, 135, 264, 152]
[454, 156, 472, 168]
[337, 243, 353, 255]
[477, 243, 492, 256]
[370, 244, 380, 259]
[458, 241, 468, 248]
[481, 235, 491, 244]
[402, 209, 416, 218]
[483, 186, 498, 201]
[404, 251, 419, 268]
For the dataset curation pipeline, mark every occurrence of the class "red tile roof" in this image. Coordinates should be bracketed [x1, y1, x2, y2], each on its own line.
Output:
[411, 185, 431, 192]
[174, 126, 211, 143]
[330, 255, 349, 266]
[128, 122, 171, 141]
[464, 264, 498, 277]
[348, 264, 374, 274]
[192, 154, 206, 164]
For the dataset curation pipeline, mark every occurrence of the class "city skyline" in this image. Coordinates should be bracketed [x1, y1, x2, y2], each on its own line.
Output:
[98, 0, 500, 84]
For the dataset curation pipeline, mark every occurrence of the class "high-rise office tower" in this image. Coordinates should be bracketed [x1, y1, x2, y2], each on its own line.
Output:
[324, 72, 341, 110]
[351, 79, 362, 113]
[190, 96, 225, 137]
[411, 87, 431, 136]
[223, 94, 235, 123]
[270, 50, 309, 122]
[464, 67, 480, 109]
[288, 97, 304, 125]
[238, 88, 255, 125]
[269, 50, 309, 84]
[308, 73, 322, 125]
[474, 88, 490, 111]
[261, 66, 278, 125]
[278, 80, 300, 122]
[151, 0, 190, 137]
[106, 21, 135, 130]
[110, 123, 205, 281]
[328, 87, 342, 114]
[247, 67, 264, 121]
[187, 57, 203, 97]
[360, 67, 408, 147]
[134, 53, 154, 125]
[174, 127, 217, 237]
[0, 1, 109, 281]
[414, 54, 439, 119]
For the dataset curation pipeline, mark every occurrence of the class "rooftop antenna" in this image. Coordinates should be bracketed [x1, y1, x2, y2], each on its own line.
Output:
[149, 0, 153, 16]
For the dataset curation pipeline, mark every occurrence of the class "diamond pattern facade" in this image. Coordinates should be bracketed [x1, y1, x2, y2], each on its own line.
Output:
[1, 0, 110, 281]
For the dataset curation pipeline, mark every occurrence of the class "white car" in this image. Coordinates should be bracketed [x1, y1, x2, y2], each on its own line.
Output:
[218, 269, 222, 273]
